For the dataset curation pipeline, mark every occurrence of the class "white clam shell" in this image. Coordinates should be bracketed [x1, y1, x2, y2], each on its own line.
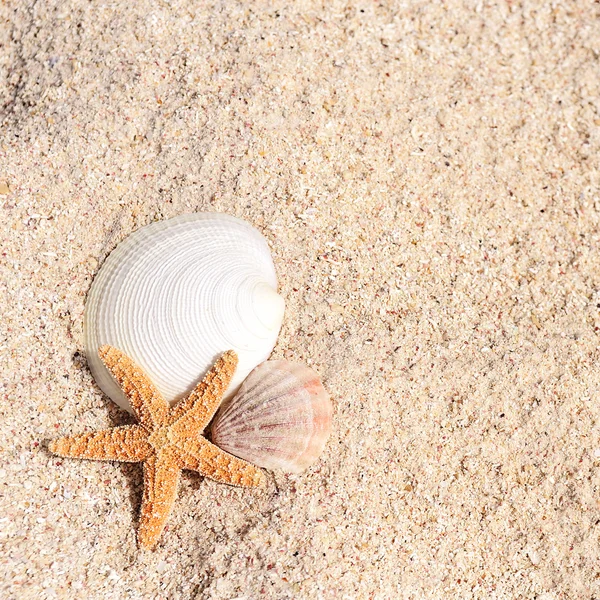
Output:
[84, 213, 285, 412]
[211, 360, 332, 473]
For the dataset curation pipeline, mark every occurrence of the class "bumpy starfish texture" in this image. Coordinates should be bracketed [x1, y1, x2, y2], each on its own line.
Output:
[49, 345, 265, 549]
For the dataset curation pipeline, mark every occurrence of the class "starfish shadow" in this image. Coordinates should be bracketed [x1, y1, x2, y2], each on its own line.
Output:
[117, 462, 145, 535]
[101, 394, 147, 534]
[65, 351, 147, 537]
[43, 412, 145, 547]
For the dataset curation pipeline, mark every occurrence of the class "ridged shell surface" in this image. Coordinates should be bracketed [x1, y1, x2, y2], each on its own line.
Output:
[211, 360, 332, 473]
[84, 213, 285, 412]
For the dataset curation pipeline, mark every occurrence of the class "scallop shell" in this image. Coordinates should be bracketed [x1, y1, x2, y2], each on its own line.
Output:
[211, 360, 332, 473]
[84, 213, 285, 412]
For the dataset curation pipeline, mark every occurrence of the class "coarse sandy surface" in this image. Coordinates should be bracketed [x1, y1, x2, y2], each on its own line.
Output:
[2, 1, 600, 599]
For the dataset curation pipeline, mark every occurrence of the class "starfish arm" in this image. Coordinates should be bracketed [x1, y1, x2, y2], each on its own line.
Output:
[176, 437, 265, 488]
[138, 448, 182, 550]
[98, 345, 168, 430]
[168, 350, 238, 437]
[49, 425, 152, 462]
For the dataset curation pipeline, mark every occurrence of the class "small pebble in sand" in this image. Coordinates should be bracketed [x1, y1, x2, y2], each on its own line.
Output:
[0, 181, 10, 195]
[156, 560, 167, 573]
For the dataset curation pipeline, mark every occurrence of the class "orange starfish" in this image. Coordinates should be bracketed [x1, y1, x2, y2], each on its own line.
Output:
[49, 345, 265, 549]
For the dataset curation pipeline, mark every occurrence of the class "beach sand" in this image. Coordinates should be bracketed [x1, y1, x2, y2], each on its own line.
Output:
[2, 1, 600, 598]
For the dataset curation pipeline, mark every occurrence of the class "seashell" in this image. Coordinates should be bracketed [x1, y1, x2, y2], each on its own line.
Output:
[211, 360, 332, 473]
[84, 213, 285, 413]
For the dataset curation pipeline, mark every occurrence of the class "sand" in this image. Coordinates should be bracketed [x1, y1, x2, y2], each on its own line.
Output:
[2, 1, 600, 598]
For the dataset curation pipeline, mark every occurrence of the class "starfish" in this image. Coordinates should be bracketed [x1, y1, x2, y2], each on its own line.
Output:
[49, 345, 265, 549]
